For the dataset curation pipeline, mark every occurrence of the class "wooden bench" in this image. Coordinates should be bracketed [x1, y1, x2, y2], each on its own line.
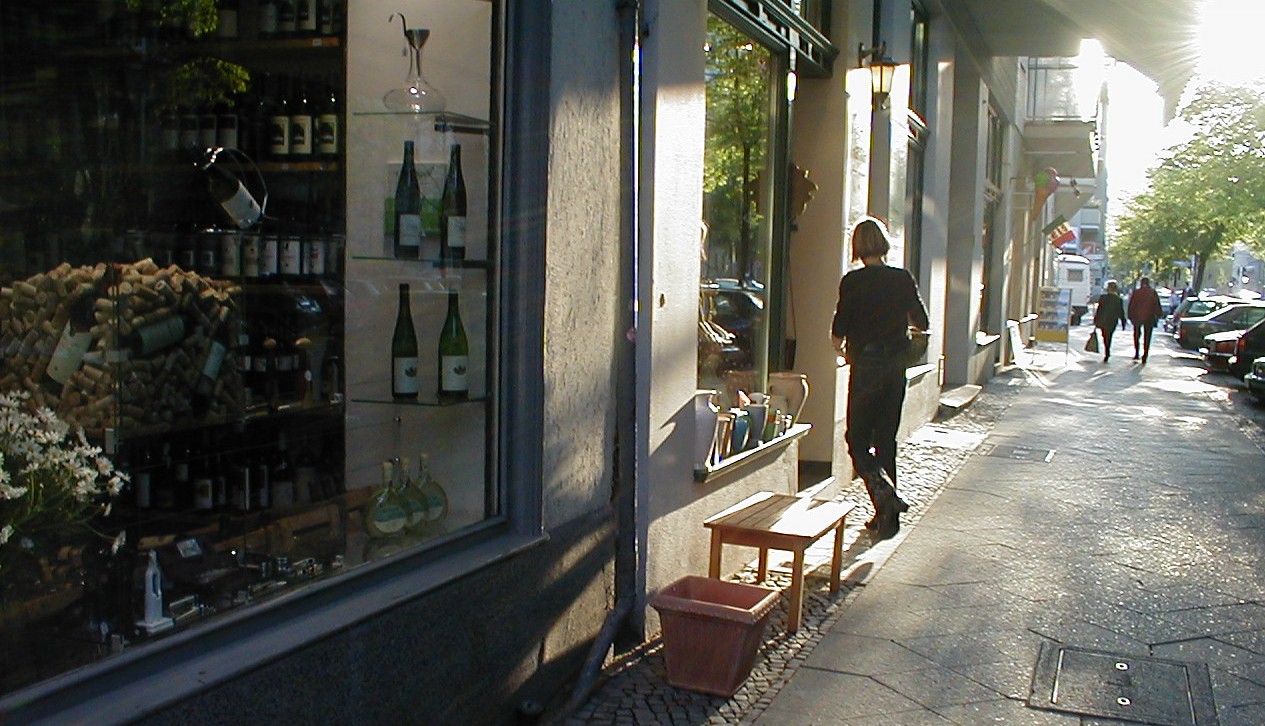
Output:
[704, 492, 854, 632]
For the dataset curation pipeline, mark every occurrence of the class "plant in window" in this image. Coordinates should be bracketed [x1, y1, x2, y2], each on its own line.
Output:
[0, 392, 127, 586]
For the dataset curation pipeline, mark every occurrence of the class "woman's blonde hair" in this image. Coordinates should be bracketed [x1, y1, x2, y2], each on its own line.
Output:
[851, 217, 891, 261]
[1105, 279, 1119, 293]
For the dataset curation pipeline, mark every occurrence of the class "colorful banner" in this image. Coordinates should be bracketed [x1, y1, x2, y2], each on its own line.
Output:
[1042, 215, 1076, 249]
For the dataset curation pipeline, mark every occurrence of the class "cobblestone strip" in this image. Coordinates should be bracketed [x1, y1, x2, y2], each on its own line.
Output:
[565, 370, 1029, 726]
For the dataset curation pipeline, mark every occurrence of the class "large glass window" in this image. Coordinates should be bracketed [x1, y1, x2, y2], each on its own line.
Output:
[699, 13, 782, 404]
[0, 0, 501, 698]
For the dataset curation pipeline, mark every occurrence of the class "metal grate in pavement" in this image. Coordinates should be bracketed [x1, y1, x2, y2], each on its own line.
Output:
[1028, 642, 1218, 725]
[977, 441, 1055, 462]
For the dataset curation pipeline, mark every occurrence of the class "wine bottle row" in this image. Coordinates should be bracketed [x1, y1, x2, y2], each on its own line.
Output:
[124, 427, 342, 515]
[162, 73, 341, 163]
[392, 141, 468, 265]
[391, 283, 470, 402]
[128, 225, 344, 283]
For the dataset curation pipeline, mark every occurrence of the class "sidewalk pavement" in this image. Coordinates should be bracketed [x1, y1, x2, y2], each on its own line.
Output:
[567, 331, 1265, 725]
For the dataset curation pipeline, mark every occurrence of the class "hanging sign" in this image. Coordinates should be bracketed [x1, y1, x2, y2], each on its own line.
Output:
[1042, 215, 1076, 249]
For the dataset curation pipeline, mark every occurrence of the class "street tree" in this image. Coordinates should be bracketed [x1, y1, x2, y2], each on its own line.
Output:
[1113, 82, 1265, 291]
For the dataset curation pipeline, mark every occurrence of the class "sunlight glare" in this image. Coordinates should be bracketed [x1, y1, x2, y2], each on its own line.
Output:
[1197, 0, 1265, 85]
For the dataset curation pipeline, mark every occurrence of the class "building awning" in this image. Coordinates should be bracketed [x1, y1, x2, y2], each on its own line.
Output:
[1024, 119, 1097, 179]
[950, 0, 1198, 115]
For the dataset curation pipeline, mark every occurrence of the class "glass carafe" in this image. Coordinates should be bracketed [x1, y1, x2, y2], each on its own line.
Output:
[382, 16, 446, 114]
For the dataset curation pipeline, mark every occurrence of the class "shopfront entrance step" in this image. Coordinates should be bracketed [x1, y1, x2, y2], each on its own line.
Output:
[937, 384, 982, 418]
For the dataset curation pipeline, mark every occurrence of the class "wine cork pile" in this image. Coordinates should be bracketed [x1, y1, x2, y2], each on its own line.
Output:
[0, 260, 243, 434]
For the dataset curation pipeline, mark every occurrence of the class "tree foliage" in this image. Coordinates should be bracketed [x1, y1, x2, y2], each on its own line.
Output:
[1113, 82, 1265, 290]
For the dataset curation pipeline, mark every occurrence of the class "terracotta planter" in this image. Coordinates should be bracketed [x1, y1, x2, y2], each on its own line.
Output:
[650, 576, 780, 696]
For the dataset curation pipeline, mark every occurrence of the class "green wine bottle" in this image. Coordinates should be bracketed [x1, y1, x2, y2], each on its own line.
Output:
[365, 460, 409, 538]
[437, 288, 469, 401]
[392, 283, 419, 399]
[393, 140, 422, 259]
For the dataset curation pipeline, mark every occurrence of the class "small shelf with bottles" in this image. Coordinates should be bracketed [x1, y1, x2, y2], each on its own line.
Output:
[351, 110, 491, 136]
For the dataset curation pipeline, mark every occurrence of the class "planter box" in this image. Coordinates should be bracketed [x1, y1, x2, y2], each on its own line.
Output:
[650, 576, 780, 696]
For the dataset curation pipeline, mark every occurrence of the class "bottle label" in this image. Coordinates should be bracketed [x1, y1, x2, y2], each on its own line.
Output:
[447, 217, 467, 249]
[289, 115, 312, 155]
[201, 339, 228, 380]
[316, 115, 338, 154]
[241, 234, 261, 276]
[269, 115, 290, 155]
[221, 181, 262, 230]
[397, 214, 422, 249]
[440, 355, 469, 393]
[260, 235, 280, 275]
[393, 357, 419, 395]
[46, 325, 93, 386]
[305, 237, 327, 275]
[298, 0, 316, 31]
[135, 316, 187, 356]
[258, 3, 278, 34]
[280, 236, 302, 275]
[194, 477, 214, 510]
[220, 233, 242, 276]
[369, 501, 408, 536]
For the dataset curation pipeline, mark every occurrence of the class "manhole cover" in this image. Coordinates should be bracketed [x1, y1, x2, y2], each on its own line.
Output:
[1028, 642, 1217, 725]
[977, 442, 1055, 462]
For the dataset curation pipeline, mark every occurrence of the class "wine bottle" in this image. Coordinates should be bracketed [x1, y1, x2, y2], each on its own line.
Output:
[216, 0, 239, 39]
[172, 437, 192, 510]
[296, 0, 316, 36]
[154, 441, 175, 510]
[392, 140, 422, 259]
[133, 444, 153, 509]
[413, 453, 449, 527]
[439, 143, 468, 268]
[391, 283, 419, 399]
[192, 321, 230, 415]
[43, 267, 115, 396]
[128, 313, 190, 357]
[257, 0, 278, 39]
[293, 440, 318, 504]
[315, 77, 339, 158]
[365, 460, 409, 538]
[317, 0, 335, 36]
[437, 288, 469, 401]
[268, 77, 291, 159]
[271, 432, 295, 508]
[193, 449, 214, 511]
[201, 150, 263, 229]
[276, 0, 296, 36]
[288, 78, 312, 157]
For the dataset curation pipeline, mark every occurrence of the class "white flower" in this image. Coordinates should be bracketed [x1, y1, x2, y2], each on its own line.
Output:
[0, 524, 11, 545]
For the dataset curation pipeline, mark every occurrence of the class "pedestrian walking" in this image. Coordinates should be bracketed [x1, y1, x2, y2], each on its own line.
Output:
[831, 217, 930, 539]
[1127, 276, 1164, 363]
[1093, 279, 1127, 362]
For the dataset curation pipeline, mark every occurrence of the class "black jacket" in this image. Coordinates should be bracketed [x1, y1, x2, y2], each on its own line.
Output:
[1094, 292, 1126, 331]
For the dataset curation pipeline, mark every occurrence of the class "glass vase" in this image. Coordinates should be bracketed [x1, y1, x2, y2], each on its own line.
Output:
[383, 27, 446, 114]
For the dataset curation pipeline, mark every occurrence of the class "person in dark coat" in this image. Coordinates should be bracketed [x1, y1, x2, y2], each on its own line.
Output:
[1093, 279, 1127, 362]
[831, 217, 930, 540]
[1127, 276, 1165, 363]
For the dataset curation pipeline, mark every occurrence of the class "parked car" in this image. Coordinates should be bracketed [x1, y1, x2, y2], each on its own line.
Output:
[1223, 318, 1265, 379]
[1166, 295, 1238, 333]
[1200, 330, 1242, 371]
[1246, 356, 1265, 402]
[1176, 301, 1265, 349]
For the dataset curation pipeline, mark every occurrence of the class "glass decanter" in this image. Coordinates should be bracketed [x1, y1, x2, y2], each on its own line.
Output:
[383, 15, 446, 114]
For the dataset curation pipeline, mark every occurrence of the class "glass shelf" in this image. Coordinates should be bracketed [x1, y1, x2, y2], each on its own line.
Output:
[352, 395, 488, 407]
[351, 110, 491, 135]
[349, 255, 488, 269]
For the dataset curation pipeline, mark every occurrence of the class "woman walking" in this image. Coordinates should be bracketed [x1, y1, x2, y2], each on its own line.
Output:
[1093, 279, 1126, 362]
[831, 217, 930, 540]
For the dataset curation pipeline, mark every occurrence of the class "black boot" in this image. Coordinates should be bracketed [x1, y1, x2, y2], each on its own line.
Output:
[860, 469, 902, 539]
[862, 471, 908, 531]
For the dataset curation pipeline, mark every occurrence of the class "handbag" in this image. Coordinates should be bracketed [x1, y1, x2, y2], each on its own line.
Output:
[1085, 330, 1099, 353]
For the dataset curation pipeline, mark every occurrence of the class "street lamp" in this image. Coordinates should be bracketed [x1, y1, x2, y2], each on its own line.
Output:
[858, 42, 898, 110]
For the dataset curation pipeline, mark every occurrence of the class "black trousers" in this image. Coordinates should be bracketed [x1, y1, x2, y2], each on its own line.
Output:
[846, 361, 907, 488]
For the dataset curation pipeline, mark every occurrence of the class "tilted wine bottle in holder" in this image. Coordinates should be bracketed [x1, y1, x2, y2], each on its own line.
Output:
[393, 140, 422, 259]
[43, 266, 116, 396]
[437, 287, 469, 401]
[392, 283, 419, 399]
[439, 143, 467, 268]
[199, 147, 263, 230]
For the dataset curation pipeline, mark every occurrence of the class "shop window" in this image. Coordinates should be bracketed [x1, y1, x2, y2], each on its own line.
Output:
[699, 12, 783, 403]
[0, 0, 509, 699]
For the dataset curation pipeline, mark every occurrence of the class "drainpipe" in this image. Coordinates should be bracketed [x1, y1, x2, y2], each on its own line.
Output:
[553, 0, 641, 719]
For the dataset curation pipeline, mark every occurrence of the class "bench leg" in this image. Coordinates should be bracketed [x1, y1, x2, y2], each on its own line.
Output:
[829, 520, 845, 592]
[708, 529, 723, 578]
[757, 547, 768, 583]
[786, 549, 806, 632]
